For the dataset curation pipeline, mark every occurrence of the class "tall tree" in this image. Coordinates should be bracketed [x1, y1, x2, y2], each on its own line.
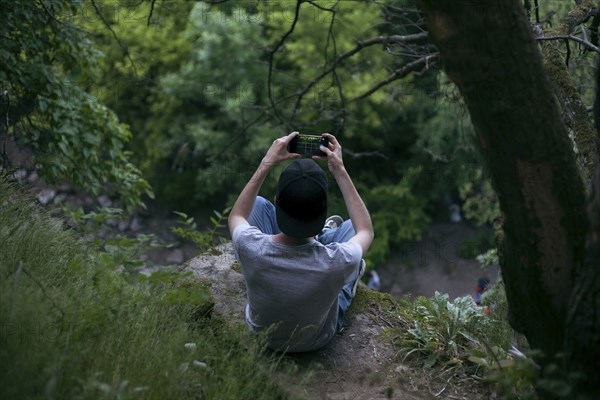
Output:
[418, 0, 599, 397]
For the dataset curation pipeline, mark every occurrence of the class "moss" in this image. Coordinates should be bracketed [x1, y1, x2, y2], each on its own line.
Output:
[230, 261, 242, 274]
[539, 0, 598, 186]
[349, 284, 397, 315]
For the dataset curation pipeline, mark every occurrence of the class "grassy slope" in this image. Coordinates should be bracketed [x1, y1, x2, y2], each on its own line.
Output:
[0, 175, 290, 400]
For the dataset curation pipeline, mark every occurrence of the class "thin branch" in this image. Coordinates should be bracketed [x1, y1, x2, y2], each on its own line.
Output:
[344, 149, 389, 160]
[306, 0, 334, 12]
[147, 0, 156, 26]
[350, 53, 439, 102]
[536, 35, 600, 53]
[291, 32, 429, 117]
[267, 0, 305, 130]
[312, 0, 346, 135]
[38, 0, 64, 25]
[90, 0, 139, 78]
[209, 108, 270, 162]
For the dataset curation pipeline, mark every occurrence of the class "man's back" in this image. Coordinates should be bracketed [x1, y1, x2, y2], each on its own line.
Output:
[234, 225, 361, 352]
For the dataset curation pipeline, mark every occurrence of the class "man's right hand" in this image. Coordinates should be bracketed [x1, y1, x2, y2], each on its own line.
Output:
[263, 131, 302, 166]
[313, 133, 345, 175]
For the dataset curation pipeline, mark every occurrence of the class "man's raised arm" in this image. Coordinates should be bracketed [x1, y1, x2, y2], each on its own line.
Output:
[315, 133, 374, 253]
[228, 132, 301, 235]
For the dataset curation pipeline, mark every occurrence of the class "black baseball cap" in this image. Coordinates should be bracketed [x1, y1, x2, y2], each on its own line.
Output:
[275, 159, 328, 238]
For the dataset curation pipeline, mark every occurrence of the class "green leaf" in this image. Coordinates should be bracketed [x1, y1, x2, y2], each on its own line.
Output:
[423, 353, 438, 368]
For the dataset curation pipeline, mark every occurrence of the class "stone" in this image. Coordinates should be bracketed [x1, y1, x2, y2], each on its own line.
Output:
[36, 189, 56, 205]
[166, 249, 185, 264]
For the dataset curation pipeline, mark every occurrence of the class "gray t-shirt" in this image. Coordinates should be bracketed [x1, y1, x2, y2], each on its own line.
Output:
[233, 224, 362, 352]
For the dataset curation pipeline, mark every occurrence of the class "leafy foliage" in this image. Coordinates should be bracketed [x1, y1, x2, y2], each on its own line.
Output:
[362, 166, 431, 266]
[62, 204, 171, 274]
[1, 0, 152, 211]
[171, 208, 231, 254]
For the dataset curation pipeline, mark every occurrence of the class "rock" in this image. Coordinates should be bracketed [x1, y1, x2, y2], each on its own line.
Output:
[27, 171, 38, 183]
[105, 218, 118, 228]
[137, 265, 161, 277]
[36, 189, 56, 205]
[118, 219, 129, 232]
[129, 217, 143, 232]
[166, 249, 185, 264]
[97, 195, 112, 208]
[192, 361, 209, 369]
[12, 169, 27, 181]
[180, 243, 246, 321]
[184, 343, 197, 350]
[53, 193, 68, 205]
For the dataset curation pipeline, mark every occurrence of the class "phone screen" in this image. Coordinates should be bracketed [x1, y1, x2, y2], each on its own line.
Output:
[289, 135, 328, 156]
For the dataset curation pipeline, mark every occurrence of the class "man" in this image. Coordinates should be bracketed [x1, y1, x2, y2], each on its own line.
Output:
[228, 132, 374, 352]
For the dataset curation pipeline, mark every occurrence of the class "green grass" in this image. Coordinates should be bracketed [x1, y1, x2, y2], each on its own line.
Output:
[0, 174, 291, 399]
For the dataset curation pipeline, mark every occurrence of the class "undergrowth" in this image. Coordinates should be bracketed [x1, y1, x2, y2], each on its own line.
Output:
[391, 287, 536, 399]
[0, 174, 292, 399]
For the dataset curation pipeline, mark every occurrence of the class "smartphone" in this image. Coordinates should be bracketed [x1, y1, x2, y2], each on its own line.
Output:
[289, 135, 329, 157]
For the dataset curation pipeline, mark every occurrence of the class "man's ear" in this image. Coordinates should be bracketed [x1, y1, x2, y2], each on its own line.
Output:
[273, 195, 277, 205]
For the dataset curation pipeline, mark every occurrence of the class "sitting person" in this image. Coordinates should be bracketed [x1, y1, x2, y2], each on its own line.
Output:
[228, 132, 374, 352]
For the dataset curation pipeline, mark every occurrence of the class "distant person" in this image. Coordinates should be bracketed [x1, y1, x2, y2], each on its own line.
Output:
[228, 132, 374, 352]
[474, 276, 491, 305]
[367, 270, 381, 291]
[449, 203, 462, 223]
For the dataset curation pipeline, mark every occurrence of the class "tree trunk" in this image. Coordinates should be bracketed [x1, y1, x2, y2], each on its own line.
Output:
[419, 0, 597, 395]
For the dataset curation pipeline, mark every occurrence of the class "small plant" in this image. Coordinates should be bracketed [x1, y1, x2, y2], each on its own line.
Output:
[476, 248, 499, 270]
[171, 208, 231, 254]
[63, 204, 172, 273]
[399, 292, 493, 369]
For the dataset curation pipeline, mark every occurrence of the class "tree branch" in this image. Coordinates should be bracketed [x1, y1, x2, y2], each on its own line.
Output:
[90, 0, 138, 78]
[267, 0, 305, 130]
[311, 0, 347, 135]
[291, 32, 429, 117]
[350, 53, 439, 102]
[147, 0, 156, 26]
[536, 34, 600, 53]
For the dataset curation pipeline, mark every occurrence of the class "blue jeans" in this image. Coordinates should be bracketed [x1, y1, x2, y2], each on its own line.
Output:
[248, 196, 361, 333]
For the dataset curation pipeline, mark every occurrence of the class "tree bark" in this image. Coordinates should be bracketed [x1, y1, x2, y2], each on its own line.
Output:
[564, 55, 600, 398]
[419, 0, 595, 393]
[535, 0, 598, 187]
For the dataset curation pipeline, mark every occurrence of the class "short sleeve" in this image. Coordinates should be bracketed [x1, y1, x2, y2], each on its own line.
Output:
[232, 222, 251, 243]
[326, 241, 363, 284]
